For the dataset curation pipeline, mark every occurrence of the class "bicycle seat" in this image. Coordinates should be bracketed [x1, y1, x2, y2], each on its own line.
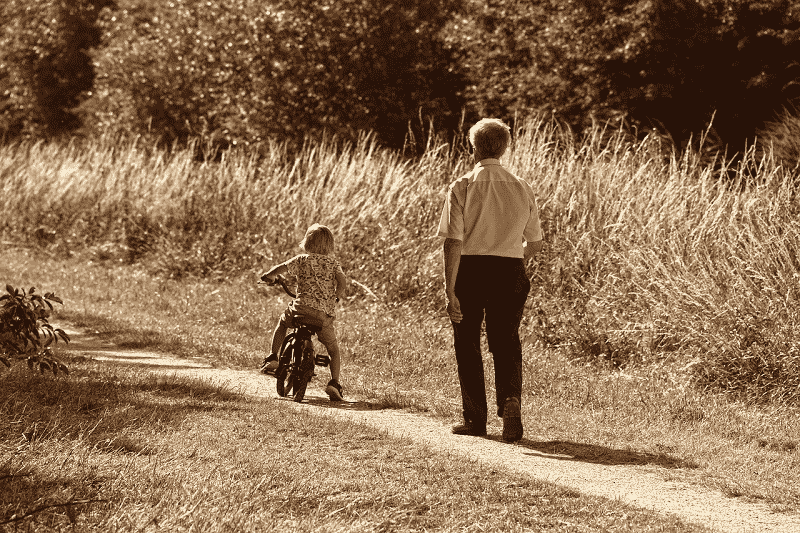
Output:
[292, 313, 324, 332]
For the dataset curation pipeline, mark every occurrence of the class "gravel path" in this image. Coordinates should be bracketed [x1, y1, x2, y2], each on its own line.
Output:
[64, 327, 800, 533]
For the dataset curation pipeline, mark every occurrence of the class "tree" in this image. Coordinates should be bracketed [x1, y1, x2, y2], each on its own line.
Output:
[0, 0, 113, 140]
[266, 0, 466, 149]
[603, 0, 800, 150]
[454, 0, 800, 152]
[449, 0, 636, 132]
[87, 0, 466, 150]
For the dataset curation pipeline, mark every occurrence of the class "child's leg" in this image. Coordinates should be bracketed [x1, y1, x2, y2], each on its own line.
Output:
[317, 325, 340, 381]
[319, 326, 343, 401]
[329, 347, 341, 382]
[271, 311, 292, 356]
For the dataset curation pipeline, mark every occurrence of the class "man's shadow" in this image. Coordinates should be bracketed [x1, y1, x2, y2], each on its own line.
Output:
[482, 435, 697, 469]
[288, 397, 695, 469]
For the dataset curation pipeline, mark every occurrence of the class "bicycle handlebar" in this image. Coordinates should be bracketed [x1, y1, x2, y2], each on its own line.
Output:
[258, 274, 296, 299]
[258, 274, 339, 303]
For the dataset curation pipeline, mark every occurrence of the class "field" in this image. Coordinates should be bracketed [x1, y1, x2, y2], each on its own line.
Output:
[2, 118, 800, 528]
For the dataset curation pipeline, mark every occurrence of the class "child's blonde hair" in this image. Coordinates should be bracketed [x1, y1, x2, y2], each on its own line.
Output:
[300, 223, 335, 255]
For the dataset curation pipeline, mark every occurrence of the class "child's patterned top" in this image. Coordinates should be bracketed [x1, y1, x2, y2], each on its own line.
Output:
[285, 253, 343, 316]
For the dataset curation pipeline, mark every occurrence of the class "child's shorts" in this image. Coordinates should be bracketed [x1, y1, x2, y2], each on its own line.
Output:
[281, 302, 339, 355]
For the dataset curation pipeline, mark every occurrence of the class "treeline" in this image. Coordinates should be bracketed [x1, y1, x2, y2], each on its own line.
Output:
[3, 0, 800, 156]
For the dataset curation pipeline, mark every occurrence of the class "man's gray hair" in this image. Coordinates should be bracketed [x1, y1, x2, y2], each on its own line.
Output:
[469, 118, 511, 158]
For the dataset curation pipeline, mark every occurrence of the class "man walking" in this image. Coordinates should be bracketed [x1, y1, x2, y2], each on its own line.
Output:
[437, 118, 543, 442]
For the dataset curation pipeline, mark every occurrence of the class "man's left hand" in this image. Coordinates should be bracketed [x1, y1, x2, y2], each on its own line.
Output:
[446, 294, 463, 324]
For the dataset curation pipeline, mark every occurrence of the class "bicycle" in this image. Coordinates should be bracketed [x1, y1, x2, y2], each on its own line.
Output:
[258, 275, 332, 403]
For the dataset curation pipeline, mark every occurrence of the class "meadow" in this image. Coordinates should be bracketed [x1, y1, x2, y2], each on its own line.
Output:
[2, 118, 800, 526]
[3, 118, 800, 402]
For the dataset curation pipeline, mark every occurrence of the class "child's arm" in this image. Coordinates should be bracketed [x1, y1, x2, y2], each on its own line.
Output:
[261, 262, 289, 283]
[335, 267, 348, 300]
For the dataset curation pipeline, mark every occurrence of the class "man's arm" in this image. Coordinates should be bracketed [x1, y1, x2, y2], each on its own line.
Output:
[261, 262, 289, 282]
[443, 238, 463, 323]
[523, 240, 543, 260]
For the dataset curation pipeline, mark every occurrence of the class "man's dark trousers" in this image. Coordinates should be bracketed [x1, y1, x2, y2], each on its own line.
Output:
[452, 255, 531, 426]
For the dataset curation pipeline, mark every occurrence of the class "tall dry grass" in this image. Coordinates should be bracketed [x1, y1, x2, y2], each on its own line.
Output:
[2, 118, 800, 403]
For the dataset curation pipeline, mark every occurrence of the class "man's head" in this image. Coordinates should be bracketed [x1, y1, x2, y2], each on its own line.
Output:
[469, 118, 511, 160]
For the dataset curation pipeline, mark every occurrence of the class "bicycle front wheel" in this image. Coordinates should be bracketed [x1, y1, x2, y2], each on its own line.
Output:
[292, 349, 316, 403]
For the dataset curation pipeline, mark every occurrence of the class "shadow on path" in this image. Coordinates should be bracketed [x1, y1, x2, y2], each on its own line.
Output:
[277, 393, 391, 412]
[480, 435, 696, 468]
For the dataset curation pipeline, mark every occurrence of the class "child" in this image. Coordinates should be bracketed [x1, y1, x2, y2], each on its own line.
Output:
[259, 223, 348, 401]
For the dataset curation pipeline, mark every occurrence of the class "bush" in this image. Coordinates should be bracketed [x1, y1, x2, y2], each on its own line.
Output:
[86, 0, 466, 151]
[0, 285, 70, 375]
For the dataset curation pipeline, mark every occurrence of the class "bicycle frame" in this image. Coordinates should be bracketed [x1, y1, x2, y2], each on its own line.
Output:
[260, 275, 330, 402]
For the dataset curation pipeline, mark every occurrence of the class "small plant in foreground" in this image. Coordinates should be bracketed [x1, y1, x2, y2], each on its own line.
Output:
[0, 285, 70, 375]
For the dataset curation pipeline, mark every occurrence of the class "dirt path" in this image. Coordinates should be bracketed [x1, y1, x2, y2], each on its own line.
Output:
[63, 326, 800, 533]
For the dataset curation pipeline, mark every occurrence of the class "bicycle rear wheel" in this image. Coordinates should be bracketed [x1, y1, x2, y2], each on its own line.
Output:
[291, 343, 316, 403]
[275, 334, 298, 397]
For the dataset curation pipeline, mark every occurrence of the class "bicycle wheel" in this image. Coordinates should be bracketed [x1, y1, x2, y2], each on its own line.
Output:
[291, 341, 316, 403]
[275, 334, 298, 397]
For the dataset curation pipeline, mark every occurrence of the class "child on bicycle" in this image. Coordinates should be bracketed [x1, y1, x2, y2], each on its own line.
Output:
[259, 223, 348, 401]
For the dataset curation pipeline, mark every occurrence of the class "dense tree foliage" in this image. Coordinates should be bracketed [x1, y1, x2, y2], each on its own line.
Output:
[605, 0, 800, 149]
[0, 0, 111, 139]
[86, 0, 464, 150]
[446, 0, 632, 129]
[3, 0, 800, 156]
[457, 0, 800, 150]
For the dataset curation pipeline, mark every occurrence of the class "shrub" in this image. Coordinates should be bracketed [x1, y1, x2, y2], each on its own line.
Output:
[0, 285, 70, 375]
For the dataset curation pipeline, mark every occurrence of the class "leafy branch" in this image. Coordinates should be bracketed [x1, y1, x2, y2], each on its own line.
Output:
[0, 285, 70, 375]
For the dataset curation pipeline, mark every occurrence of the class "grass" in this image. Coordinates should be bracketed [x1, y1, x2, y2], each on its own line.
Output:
[1, 249, 800, 514]
[0, 362, 711, 532]
[3, 119, 800, 404]
[2, 116, 800, 522]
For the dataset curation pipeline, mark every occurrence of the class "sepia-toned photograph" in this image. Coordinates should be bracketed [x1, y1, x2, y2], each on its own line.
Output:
[2, 1, 800, 531]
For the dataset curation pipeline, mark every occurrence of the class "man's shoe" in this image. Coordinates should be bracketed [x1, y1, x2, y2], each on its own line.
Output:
[325, 379, 344, 401]
[451, 422, 487, 436]
[502, 397, 523, 442]
[259, 354, 279, 375]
